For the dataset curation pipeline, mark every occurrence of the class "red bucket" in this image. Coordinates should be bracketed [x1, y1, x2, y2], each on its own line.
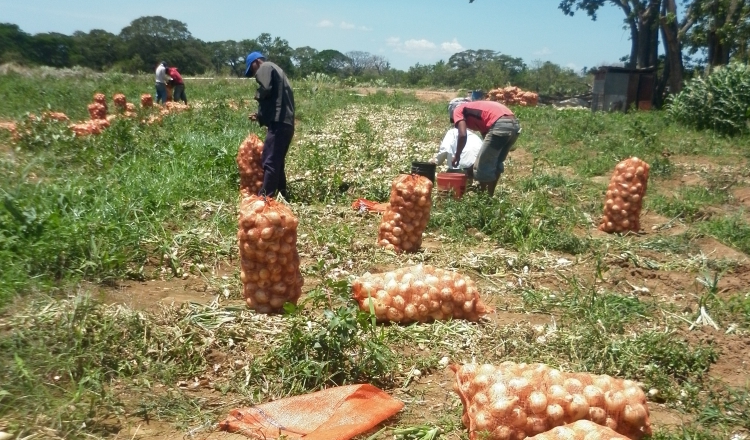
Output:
[436, 172, 467, 199]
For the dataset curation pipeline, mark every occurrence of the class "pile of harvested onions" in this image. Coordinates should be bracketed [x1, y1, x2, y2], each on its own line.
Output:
[238, 196, 303, 314]
[352, 264, 491, 323]
[451, 362, 652, 440]
[377, 174, 433, 253]
[599, 158, 650, 233]
[237, 133, 265, 197]
[141, 94, 154, 108]
[527, 420, 628, 440]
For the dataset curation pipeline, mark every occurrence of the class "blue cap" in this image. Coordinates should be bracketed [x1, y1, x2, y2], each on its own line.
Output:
[244, 51, 265, 77]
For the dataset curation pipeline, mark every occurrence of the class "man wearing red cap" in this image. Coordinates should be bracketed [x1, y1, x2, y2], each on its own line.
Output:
[245, 51, 295, 200]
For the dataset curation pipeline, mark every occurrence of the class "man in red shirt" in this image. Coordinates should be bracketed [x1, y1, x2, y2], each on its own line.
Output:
[448, 99, 520, 196]
[167, 67, 187, 104]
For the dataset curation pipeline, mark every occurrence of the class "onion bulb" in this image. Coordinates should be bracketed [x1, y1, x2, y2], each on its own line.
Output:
[527, 391, 548, 415]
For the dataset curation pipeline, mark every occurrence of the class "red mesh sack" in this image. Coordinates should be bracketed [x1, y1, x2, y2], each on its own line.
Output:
[527, 420, 629, 440]
[113, 93, 127, 110]
[237, 133, 265, 197]
[238, 196, 303, 314]
[87, 103, 107, 120]
[352, 264, 491, 323]
[219, 384, 404, 440]
[451, 362, 652, 440]
[140, 94, 153, 108]
[377, 174, 432, 253]
[599, 158, 650, 233]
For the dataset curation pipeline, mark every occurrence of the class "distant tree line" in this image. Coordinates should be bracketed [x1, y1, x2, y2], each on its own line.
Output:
[0, 15, 591, 96]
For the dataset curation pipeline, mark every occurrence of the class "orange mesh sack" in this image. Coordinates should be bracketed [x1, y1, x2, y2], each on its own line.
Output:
[238, 196, 303, 314]
[377, 174, 433, 253]
[113, 93, 127, 110]
[219, 384, 404, 440]
[527, 420, 629, 440]
[140, 94, 153, 108]
[599, 158, 650, 234]
[87, 103, 107, 120]
[451, 362, 652, 440]
[352, 264, 491, 323]
[93, 93, 108, 111]
[237, 133, 265, 197]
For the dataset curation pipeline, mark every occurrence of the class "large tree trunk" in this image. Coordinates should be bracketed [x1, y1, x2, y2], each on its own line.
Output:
[660, 0, 684, 94]
[707, 0, 741, 67]
[626, 0, 662, 68]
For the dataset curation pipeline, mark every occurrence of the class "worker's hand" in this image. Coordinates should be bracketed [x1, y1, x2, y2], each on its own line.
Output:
[428, 158, 437, 165]
[451, 156, 460, 168]
[248, 112, 258, 122]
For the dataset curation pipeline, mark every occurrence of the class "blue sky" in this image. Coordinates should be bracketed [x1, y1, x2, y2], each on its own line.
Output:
[1, 0, 632, 71]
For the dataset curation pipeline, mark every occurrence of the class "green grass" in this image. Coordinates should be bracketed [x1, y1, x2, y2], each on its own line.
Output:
[1, 70, 749, 439]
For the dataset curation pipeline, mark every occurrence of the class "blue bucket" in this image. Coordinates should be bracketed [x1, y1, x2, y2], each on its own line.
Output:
[470, 90, 484, 101]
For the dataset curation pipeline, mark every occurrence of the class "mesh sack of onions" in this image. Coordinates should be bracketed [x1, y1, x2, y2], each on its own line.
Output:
[87, 103, 107, 120]
[237, 133, 265, 197]
[377, 174, 433, 253]
[93, 93, 108, 111]
[113, 93, 127, 110]
[599, 158, 650, 234]
[238, 196, 303, 314]
[141, 94, 154, 108]
[451, 362, 652, 440]
[527, 420, 628, 440]
[351, 264, 491, 323]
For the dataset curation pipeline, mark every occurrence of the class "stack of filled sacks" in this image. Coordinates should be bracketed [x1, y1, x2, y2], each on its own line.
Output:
[487, 86, 539, 107]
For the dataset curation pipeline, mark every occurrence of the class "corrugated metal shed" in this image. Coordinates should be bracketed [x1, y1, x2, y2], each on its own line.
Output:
[591, 66, 656, 112]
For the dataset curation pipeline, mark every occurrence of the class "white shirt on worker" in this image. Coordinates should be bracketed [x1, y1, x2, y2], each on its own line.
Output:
[433, 128, 482, 169]
[155, 64, 168, 84]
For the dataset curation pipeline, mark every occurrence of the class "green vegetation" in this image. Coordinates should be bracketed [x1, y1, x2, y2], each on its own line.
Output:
[0, 71, 749, 439]
[669, 63, 750, 136]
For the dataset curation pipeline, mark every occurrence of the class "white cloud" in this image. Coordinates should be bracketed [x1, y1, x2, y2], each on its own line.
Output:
[534, 47, 552, 56]
[359, 26, 372, 31]
[566, 63, 579, 71]
[317, 19, 333, 28]
[340, 21, 355, 29]
[441, 39, 464, 53]
[387, 37, 465, 58]
[404, 39, 436, 51]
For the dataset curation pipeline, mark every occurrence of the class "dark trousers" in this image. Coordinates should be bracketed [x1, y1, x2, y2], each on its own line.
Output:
[260, 122, 295, 199]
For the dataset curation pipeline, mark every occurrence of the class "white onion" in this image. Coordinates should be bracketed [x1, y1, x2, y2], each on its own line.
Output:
[527, 391, 548, 415]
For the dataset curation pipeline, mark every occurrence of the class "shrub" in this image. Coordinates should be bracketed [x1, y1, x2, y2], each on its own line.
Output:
[668, 63, 750, 136]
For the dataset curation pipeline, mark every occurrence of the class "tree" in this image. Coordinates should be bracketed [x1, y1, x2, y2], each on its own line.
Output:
[684, 0, 750, 68]
[0, 23, 32, 64]
[119, 16, 193, 71]
[29, 32, 74, 67]
[70, 29, 123, 70]
[292, 46, 319, 77]
[345, 51, 374, 75]
[311, 49, 350, 76]
[209, 40, 255, 76]
[559, 0, 662, 69]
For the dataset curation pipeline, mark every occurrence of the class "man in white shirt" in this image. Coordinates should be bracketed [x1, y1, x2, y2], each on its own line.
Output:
[155, 61, 169, 105]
